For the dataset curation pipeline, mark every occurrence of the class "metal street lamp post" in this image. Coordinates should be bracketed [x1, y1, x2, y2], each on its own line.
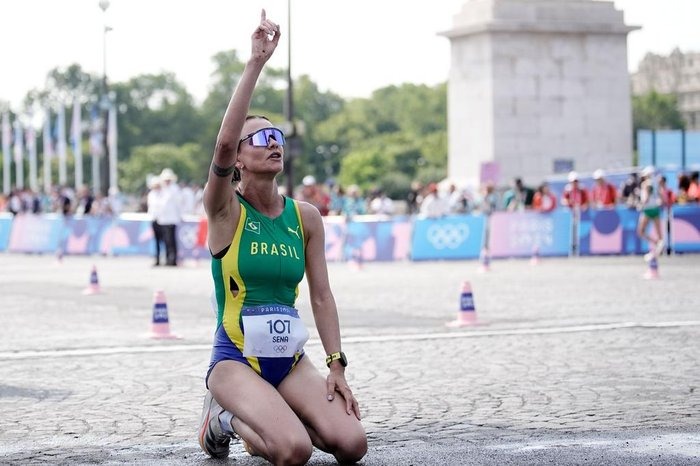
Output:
[283, 0, 296, 197]
[98, 0, 111, 196]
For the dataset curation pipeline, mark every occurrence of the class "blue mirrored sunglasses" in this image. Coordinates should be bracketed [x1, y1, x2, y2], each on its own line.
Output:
[239, 127, 286, 147]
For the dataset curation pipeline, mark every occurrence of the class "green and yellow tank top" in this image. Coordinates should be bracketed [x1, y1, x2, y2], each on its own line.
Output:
[211, 193, 306, 345]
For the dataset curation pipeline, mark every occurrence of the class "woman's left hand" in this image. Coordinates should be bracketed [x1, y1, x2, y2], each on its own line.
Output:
[251, 9, 281, 62]
[326, 369, 361, 420]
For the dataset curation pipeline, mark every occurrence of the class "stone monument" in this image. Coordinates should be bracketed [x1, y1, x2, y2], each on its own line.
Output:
[440, 0, 639, 186]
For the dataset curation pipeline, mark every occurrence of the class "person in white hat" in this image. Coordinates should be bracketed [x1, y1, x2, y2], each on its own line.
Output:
[196, 10, 366, 464]
[297, 174, 330, 215]
[561, 171, 589, 210]
[637, 166, 665, 260]
[146, 176, 164, 266]
[591, 169, 617, 209]
[157, 168, 182, 266]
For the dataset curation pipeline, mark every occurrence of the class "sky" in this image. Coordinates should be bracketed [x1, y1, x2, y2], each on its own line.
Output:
[1, 0, 699, 109]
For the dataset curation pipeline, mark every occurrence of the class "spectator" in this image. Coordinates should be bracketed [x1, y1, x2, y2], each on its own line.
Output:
[58, 186, 74, 216]
[158, 168, 182, 266]
[419, 183, 448, 218]
[561, 171, 589, 210]
[658, 176, 675, 207]
[619, 172, 640, 208]
[328, 184, 346, 216]
[532, 182, 557, 212]
[503, 178, 534, 212]
[368, 189, 395, 216]
[591, 169, 617, 209]
[688, 171, 699, 202]
[447, 184, 469, 214]
[147, 176, 165, 267]
[297, 175, 330, 216]
[677, 174, 692, 204]
[75, 185, 95, 215]
[7, 189, 22, 216]
[342, 185, 366, 217]
[406, 181, 423, 215]
[479, 182, 499, 215]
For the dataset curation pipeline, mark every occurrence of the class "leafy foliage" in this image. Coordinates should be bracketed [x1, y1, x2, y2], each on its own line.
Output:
[632, 91, 685, 131]
[119, 143, 202, 194]
[11, 52, 449, 195]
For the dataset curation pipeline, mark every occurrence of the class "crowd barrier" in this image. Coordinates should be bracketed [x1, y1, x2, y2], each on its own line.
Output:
[1, 206, 699, 261]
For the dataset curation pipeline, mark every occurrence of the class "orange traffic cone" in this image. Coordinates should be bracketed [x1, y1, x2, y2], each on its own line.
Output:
[82, 265, 102, 295]
[643, 256, 659, 280]
[477, 248, 491, 273]
[446, 281, 478, 327]
[149, 290, 181, 339]
[530, 246, 541, 265]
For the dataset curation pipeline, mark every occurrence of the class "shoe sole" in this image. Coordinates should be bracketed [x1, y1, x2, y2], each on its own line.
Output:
[198, 395, 213, 456]
[198, 394, 229, 459]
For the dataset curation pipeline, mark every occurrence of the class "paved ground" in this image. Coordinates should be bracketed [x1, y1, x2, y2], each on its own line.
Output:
[0, 252, 699, 465]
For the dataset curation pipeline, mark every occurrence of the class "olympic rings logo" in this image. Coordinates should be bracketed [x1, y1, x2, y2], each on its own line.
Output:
[273, 345, 287, 353]
[426, 223, 470, 250]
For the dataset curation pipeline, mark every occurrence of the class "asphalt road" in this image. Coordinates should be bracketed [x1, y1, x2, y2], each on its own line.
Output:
[0, 252, 698, 465]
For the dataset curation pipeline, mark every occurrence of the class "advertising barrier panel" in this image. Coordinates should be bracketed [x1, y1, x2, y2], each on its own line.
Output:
[671, 205, 700, 253]
[488, 210, 571, 258]
[3, 207, 700, 260]
[0, 213, 13, 251]
[578, 207, 649, 256]
[410, 215, 485, 260]
[344, 216, 412, 262]
[8, 214, 63, 253]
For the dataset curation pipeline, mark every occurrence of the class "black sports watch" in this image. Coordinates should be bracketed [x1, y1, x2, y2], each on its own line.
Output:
[325, 351, 348, 368]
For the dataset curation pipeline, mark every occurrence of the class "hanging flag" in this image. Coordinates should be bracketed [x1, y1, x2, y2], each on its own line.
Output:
[71, 98, 83, 189]
[43, 108, 54, 159]
[43, 107, 54, 192]
[108, 103, 118, 191]
[13, 119, 24, 163]
[13, 119, 24, 189]
[56, 103, 67, 185]
[2, 113, 11, 195]
[26, 123, 38, 192]
[89, 104, 104, 157]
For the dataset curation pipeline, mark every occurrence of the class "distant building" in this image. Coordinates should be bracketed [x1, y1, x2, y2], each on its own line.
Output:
[441, 0, 637, 187]
[631, 48, 700, 130]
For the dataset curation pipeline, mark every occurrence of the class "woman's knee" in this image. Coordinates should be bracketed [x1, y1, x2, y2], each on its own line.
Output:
[329, 429, 368, 464]
[268, 433, 313, 466]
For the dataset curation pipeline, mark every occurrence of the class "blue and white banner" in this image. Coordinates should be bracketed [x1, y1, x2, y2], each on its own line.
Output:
[411, 215, 485, 260]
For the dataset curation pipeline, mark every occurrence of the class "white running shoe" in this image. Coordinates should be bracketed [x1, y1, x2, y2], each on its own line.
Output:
[644, 251, 654, 262]
[198, 391, 230, 459]
[655, 240, 665, 256]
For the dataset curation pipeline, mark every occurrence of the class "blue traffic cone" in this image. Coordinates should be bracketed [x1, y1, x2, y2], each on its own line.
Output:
[446, 281, 478, 327]
[82, 265, 102, 295]
[149, 290, 181, 339]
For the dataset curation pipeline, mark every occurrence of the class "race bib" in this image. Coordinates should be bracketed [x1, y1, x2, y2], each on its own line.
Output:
[241, 305, 309, 358]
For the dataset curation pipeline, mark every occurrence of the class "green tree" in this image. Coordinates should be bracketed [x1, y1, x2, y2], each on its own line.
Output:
[23, 64, 102, 108]
[337, 147, 391, 191]
[632, 91, 685, 151]
[316, 83, 447, 189]
[111, 72, 203, 161]
[119, 143, 202, 194]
